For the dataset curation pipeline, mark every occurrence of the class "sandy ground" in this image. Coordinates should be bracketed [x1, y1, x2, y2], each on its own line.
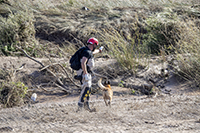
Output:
[0, 56, 200, 133]
[0, 93, 200, 133]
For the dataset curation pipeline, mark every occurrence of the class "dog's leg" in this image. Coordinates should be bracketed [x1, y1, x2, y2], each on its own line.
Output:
[108, 97, 112, 107]
[108, 101, 111, 107]
[104, 99, 108, 106]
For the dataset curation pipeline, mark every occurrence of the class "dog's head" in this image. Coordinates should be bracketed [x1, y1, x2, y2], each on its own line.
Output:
[103, 80, 111, 87]
[98, 78, 112, 90]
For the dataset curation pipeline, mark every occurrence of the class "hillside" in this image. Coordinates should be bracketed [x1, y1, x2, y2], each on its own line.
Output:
[0, 0, 200, 132]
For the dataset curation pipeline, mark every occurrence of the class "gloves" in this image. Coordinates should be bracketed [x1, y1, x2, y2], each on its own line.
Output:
[99, 46, 104, 53]
[83, 73, 91, 82]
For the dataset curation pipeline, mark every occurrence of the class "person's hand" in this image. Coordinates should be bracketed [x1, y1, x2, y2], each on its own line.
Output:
[99, 46, 104, 53]
[83, 73, 91, 81]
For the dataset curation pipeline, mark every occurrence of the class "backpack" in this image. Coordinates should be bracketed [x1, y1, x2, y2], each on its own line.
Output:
[69, 47, 86, 70]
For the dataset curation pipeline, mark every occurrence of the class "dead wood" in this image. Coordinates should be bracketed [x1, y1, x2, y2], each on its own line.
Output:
[16, 46, 73, 93]
[40, 63, 81, 88]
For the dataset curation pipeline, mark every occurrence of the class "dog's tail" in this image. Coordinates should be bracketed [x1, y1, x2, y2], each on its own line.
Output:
[98, 78, 106, 90]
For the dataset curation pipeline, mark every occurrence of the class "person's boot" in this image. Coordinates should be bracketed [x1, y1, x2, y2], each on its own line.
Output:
[74, 75, 82, 81]
[74, 75, 83, 84]
[76, 102, 83, 112]
[84, 101, 96, 112]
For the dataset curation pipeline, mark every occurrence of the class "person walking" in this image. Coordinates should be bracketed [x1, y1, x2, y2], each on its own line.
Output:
[70, 37, 103, 112]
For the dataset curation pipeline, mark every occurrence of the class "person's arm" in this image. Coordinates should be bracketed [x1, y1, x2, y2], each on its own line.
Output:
[92, 49, 100, 55]
[81, 56, 88, 75]
[93, 47, 103, 55]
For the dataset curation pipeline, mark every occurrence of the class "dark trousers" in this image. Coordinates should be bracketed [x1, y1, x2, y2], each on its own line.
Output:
[79, 87, 91, 103]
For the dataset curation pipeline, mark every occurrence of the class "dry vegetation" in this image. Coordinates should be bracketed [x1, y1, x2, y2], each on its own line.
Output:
[0, 0, 200, 132]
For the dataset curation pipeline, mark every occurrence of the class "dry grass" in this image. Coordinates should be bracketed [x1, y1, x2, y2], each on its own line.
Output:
[97, 25, 148, 75]
[0, 69, 28, 107]
[0, 0, 200, 107]
[174, 18, 200, 86]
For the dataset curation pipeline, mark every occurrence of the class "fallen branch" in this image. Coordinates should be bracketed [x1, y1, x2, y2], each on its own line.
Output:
[16, 46, 45, 67]
[40, 63, 81, 88]
[36, 83, 71, 93]
[16, 46, 71, 93]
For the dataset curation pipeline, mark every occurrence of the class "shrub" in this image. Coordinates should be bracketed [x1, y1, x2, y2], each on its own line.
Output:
[0, 81, 28, 107]
[174, 18, 200, 87]
[98, 23, 148, 75]
[0, 9, 37, 56]
[143, 10, 180, 55]
[0, 68, 29, 108]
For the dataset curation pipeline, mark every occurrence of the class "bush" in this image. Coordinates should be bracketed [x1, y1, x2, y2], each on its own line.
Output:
[0, 81, 28, 107]
[174, 19, 200, 87]
[98, 24, 148, 75]
[143, 10, 180, 55]
[0, 68, 29, 108]
[0, 9, 37, 56]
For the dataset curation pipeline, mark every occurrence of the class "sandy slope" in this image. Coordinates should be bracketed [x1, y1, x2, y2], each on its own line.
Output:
[0, 56, 200, 133]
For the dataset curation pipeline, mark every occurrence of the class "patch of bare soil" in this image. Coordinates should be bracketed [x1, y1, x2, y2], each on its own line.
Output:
[0, 56, 200, 133]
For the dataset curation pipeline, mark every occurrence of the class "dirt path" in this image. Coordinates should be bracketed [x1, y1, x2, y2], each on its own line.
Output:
[0, 92, 200, 133]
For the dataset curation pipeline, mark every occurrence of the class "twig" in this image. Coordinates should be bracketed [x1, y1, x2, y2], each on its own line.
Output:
[53, 82, 72, 93]
[37, 84, 63, 92]
[16, 46, 45, 67]
[40, 63, 81, 87]
[36, 82, 71, 93]
[16, 46, 70, 93]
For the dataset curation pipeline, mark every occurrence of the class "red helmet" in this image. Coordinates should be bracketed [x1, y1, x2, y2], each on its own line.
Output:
[87, 37, 99, 45]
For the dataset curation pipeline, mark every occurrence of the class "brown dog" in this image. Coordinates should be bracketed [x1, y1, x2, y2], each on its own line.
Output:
[98, 78, 113, 107]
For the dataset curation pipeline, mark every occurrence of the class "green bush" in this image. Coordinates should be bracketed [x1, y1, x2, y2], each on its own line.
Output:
[0, 81, 28, 107]
[143, 10, 180, 55]
[0, 9, 37, 56]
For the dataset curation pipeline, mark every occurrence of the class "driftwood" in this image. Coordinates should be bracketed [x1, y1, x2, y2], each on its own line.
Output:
[16, 46, 74, 93]
[15, 46, 109, 94]
[40, 63, 81, 88]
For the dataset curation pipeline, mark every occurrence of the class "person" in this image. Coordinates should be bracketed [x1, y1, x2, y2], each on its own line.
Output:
[75, 37, 103, 112]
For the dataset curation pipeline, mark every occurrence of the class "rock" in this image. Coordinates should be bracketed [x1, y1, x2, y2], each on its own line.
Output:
[143, 83, 153, 90]
[0, 126, 13, 132]
[31, 93, 37, 102]
[82, 7, 90, 11]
